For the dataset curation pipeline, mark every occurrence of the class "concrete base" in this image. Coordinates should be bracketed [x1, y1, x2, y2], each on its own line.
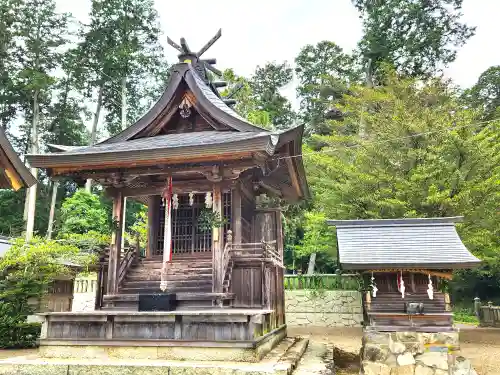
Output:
[39, 325, 287, 362]
[0, 337, 309, 375]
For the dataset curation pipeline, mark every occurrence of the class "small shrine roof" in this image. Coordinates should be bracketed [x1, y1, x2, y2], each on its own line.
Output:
[327, 217, 481, 270]
[0, 127, 37, 190]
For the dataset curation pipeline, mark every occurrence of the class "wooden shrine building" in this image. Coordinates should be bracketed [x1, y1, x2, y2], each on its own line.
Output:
[327, 217, 480, 332]
[27, 31, 309, 361]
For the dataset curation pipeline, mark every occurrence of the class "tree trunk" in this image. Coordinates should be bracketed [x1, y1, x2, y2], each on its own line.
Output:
[25, 89, 40, 241]
[46, 180, 59, 239]
[85, 84, 104, 192]
[306, 252, 316, 275]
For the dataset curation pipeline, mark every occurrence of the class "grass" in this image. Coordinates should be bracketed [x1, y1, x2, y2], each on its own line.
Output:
[454, 307, 479, 325]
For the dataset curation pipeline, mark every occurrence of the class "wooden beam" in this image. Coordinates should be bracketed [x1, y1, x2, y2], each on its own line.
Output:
[52, 157, 256, 179]
[197, 29, 222, 57]
[212, 182, 223, 293]
[285, 152, 302, 198]
[107, 191, 125, 294]
[231, 181, 242, 244]
[147, 195, 161, 258]
[111, 180, 237, 197]
[275, 210, 284, 261]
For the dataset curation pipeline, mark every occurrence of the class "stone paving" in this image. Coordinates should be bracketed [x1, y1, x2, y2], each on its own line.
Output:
[0, 338, 309, 375]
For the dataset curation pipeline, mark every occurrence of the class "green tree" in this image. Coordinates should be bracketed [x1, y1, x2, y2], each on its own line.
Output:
[295, 41, 361, 136]
[59, 189, 110, 235]
[353, 0, 475, 77]
[250, 62, 295, 130]
[74, 0, 167, 141]
[220, 68, 272, 129]
[462, 66, 500, 121]
[0, 0, 22, 130]
[305, 72, 499, 299]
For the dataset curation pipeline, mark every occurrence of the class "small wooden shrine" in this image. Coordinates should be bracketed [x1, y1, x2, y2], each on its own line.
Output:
[0, 126, 36, 190]
[27, 31, 308, 361]
[327, 217, 480, 331]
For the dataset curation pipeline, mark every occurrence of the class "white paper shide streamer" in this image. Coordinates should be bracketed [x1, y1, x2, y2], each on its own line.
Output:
[370, 272, 378, 297]
[397, 271, 405, 299]
[160, 176, 173, 292]
[427, 274, 434, 300]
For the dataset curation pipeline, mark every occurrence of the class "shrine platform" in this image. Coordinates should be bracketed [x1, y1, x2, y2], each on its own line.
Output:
[37, 309, 286, 362]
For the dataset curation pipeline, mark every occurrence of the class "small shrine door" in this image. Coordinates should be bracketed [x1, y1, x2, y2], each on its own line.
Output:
[155, 192, 231, 257]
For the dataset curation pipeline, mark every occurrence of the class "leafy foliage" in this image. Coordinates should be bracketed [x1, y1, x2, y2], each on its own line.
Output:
[462, 65, 500, 120]
[59, 189, 110, 236]
[301, 71, 499, 301]
[0, 237, 95, 348]
[295, 41, 361, 136]
[197, 210, 228, 232]
[354, 0, 475, 77]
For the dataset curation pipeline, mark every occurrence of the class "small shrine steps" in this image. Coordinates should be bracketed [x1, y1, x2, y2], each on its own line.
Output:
[103, 255, 235, 310]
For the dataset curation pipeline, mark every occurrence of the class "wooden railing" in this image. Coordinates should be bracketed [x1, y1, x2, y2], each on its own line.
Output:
[284, 274, 361, 291]
[220, 230, 233, 293]
[231, 240, 283, 267]
[117, 237, 140, 287]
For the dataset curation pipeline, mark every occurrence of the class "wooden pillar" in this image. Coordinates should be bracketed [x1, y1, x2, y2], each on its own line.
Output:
[212, 183, 223, 293]
[147, 195, 161, 258]
[231, 181, 242, 244]
[107, 191, 125, 295]
[275, 209, 284, 260]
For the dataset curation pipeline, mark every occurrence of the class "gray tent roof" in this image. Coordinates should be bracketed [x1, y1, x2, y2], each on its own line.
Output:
[327, 217, 481, 270]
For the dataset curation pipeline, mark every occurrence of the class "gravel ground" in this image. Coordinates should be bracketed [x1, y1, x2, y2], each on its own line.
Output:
[289, 326, 500, 375]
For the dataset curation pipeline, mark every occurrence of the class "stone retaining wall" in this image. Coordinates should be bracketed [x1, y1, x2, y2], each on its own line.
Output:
[285, 290, 363, 327]
[361, 330, 477, 375]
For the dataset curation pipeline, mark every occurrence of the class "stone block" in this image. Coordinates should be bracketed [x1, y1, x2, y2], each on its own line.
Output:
[430, 332, 459, 346]
[415, 352, 448, 371]
[396, 332, 419, 343]
[363, 344, 390, 362]
[0, 364, 68, 375]
[390, 365, 415, 375]
[397, 353, 415, 366]
[364, 331, 391, 345]
[452, 356, 478, 375]
[404, 342, 424, 355]
[414, 365, 433, 375]
[363, 361, 391, 375]
[389, 339, 406, 355]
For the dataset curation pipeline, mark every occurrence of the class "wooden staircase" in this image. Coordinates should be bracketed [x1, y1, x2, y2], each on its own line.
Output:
[103, 255, 235, 310]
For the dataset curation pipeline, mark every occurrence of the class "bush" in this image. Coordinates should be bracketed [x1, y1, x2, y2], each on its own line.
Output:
[0, 321, 41, 349]
[0, 237, 95, 348]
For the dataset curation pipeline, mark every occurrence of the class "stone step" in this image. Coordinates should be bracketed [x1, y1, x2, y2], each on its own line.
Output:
[120, 286, 213, 294]
[134, 262, 213, 270]
[126, 273, 212, 282]
[122, 280, 211, 289]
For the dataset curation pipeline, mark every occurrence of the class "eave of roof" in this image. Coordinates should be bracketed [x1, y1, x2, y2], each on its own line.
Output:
[327, 216, 464, 227]
[328, 217, 480, 270]
[0, 127, 37, 189]
[27, 131, 278, 168]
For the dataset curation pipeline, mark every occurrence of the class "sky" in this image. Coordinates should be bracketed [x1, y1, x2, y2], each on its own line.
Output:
[55, 0, 500, 108]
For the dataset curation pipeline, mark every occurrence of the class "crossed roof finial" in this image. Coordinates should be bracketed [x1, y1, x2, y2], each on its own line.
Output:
[166, 29, 223, 77]
[167, 29, 222, 58]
